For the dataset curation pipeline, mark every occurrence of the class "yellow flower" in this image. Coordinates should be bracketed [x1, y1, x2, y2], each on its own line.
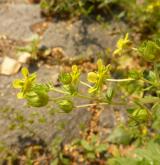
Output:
[71, 65, 81, 84]
[88, 59, 110, 94]
[113, 33, 131, 56]
[87, 72, 98, 83]
[146, 2, 160, 13]
[13, 67, 36, 99]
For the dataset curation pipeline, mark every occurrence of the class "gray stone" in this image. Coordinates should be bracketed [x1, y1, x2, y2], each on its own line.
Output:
[0, 0, 28, 4]
[0, 3, 126, 56]
[99, 106, 116, 129]
[0, 4, 42, 40]
[41, 20, 124, 56]
[99, 105, 128, 140]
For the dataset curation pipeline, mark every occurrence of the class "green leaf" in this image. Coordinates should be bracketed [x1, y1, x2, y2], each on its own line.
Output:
[88, 86, 98, 94]
[63, 84, 77, 95]
[95, 144, 107, 153]
[59, 73, 72, 84]
[51, 158, 59, 165]
[135, 142, 160, 164]
[128, 70, 141, 79]
[108, 157, 148, 165]
[108, 142, 160, 165]
[132, 108, 148, 122]
[59, 153, 70, 165]
[127, 108, 135, 114]
[138, 40, 160, 62]
[107, 127, 131, 145]
[40, 0, 50, 10]
[29, 73, 37, 82]
[81, 140, 94, 152]
[148, 71, 156, 82]
[106, 86, 114, 102]
[138, 96, 160, 104]
[86, 152, 96, 160]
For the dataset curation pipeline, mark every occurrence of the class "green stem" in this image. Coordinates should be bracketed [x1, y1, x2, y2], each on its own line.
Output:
[76, 102, 108, 108]
[80, 81, 92, 88]
[106, 78, 134, 82]
[141, 78, 154, 85]
[154, 62, 160, 84]
[50, 87, 69, 94]
[49, 97, 65, 102]
[132, 47, 138, 51]
[76, 94, 92, 99]
[141, 78, 160, 88]
[111, 101, 127, 106]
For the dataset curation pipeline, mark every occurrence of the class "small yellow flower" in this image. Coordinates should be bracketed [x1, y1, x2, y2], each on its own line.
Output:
[146, 2, 160, 13]
[13, 67, 36, 99]
[113, 33, 131, 56]
[142, 126, 148, 136]
[88, 59, 110, 94]
[87, 72, 98, 83]
[71, 65, 80, 84]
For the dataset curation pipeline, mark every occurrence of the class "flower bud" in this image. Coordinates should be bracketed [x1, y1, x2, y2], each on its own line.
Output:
[59, 73, 72, 84]
[58, 99, 74, 113]
[138, 40, 160, 62]
[87, 72, 98, 83]
[26, 91, 49, 107]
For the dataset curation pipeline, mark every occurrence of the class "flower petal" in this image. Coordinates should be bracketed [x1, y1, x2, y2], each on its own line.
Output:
[17, 92, 24, 99]
[87, 72, 98, 83]
[21, 67, 29, 78]
[13, 79, 24, 88]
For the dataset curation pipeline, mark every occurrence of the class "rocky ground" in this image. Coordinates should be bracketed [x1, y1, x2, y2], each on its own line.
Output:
[0, 0, 127, 154]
